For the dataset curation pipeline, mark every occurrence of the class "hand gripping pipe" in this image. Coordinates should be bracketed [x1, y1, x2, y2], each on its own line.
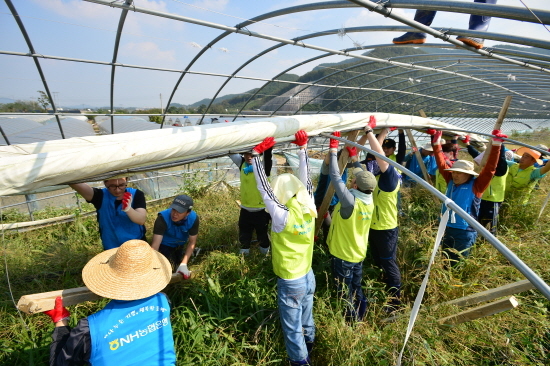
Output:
[321, 131, 550, 300]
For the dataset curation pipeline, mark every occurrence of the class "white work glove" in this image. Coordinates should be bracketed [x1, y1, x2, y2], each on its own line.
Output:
[177, 263, 191, 279]
[121, 192, 133, 212]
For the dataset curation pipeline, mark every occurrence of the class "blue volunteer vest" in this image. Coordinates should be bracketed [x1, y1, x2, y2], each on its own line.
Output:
[88, 293, 176, 366]
[158, 209, 197, 248]
[441, 178, 480, 231]
[97, 187, 145, 250]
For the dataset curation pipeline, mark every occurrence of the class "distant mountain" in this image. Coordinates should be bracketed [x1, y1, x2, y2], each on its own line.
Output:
[0, 97, 15, 104]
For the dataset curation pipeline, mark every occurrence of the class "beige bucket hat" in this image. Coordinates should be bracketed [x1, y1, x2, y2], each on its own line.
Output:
[82, 240, 172, 301]
[444, 160, 479, 176]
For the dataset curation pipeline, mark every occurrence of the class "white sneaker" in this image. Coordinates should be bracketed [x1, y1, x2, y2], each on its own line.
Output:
[239, 248, 250, 256]
[259, 246, 270, 255]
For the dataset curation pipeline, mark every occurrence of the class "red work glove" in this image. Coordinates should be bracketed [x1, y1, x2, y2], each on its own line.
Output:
[329, 131, 341, 150]
[411, 146, 418, 153]
[346, 146, 358, 157]
[121, 192, 133, 212]
[253, 137, 275, 155]
[425, 128, 436, 136]
[292, 130, 308, 147]
[389, 126, 397, 131]
[491, 129, 508, 143]
[177, 264, 191, 280]
[432, 130, 443, 144]
[44, 297, 70, 323]
[462, 135, 471, 144]
[365, 115, 377, 132]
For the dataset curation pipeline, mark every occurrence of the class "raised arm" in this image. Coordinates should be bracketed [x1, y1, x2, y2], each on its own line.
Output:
[474, 130, 506, 196]
[396, 129, 406, 164]
[364, 116, 389, 173]
[69, 183, 94, 202]
[328, 132, 355, 217]
[293, 130, 313, 197]
[431, 130, 453, 183]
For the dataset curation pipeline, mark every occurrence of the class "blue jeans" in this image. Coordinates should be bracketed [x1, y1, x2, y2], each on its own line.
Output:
[277, 269, 316, 362]
[442, 227, 478, 266]
[331, 256, 366, 320]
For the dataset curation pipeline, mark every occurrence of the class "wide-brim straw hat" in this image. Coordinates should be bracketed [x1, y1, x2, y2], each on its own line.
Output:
[445, 160, 479, 176]
[82, 240, 172, 301]
[422, 142, 433, 152]
[516, 147, 543, 165]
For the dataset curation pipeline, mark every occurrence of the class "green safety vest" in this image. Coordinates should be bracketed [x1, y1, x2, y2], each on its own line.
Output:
[435, 170, 447, 194]
[482, 172, 507, 203]
[240, 164, 265, 208]
[506, 164, 538, 204]
[271, 197, 314, 280]
[370, 175, 400, 230]
[327, 197, 374, 263]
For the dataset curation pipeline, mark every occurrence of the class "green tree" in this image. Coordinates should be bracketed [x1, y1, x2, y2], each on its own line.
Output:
[37, 90, 51, 111]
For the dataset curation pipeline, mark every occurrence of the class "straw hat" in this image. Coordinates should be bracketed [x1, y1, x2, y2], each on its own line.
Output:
[82, 240, 172, 301]
[422, 142, 433, 152]
[516, 147, 543, 165]
[444, 160, 478, 176]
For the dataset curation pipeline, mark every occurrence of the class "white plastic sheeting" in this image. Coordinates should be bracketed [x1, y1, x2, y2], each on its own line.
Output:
[0, 113, 485, 195]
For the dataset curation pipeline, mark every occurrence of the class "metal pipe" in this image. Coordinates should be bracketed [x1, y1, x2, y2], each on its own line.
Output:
[321, 132, 550, 300]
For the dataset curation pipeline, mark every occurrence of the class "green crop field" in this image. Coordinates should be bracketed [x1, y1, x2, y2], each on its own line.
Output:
[1, 131, 549, 366]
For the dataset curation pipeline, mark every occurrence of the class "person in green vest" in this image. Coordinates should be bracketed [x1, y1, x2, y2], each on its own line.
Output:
[250, 130, 318, 366]
[464, 135, 511, 235]
[326, 131, 376, 322]
[361, 117, 404, 311]
[506, 146, 550, 205]
[229, 147, 272, 255]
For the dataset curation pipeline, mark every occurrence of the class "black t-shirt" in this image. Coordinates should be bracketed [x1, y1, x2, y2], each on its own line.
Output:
[89, 187, 147, 210]
[153, 213, 200, 236]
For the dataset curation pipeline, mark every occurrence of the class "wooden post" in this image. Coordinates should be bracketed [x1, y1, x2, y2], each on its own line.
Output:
[480, 95, 513, 167]
[314, 130, 360, 235]
[438, 296, 519, 326]
[443, 279, 534, 308]
[405, 129, 432, 185]
[17, 273, 184, 314]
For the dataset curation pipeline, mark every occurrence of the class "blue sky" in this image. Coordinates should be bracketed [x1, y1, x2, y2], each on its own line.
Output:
[1, 0, 549, 108]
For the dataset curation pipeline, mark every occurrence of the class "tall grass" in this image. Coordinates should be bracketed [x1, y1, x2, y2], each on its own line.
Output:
[1, 130, 550, 365]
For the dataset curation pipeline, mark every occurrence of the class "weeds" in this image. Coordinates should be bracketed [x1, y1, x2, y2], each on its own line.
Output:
[1, 132, 550, 365]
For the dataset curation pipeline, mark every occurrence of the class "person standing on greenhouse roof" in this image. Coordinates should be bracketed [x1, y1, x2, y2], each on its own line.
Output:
[392, 0, 498, 49]
[69, 177, 146, 250]
[45, 240, 176, 366]
[229, 147, 273, 256]
[432, 129, 505, 266]
[463, 135, 511, 236]
[505, 146, 550, 205]
[151, 194, 199, 279]
[326, 131, 375, 322]
[251, 130, 317, 366]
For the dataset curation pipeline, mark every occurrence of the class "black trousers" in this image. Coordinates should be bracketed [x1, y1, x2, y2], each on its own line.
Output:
[478, 200, 502, 236]
[368, 227, 401, 303]
[238, 208, 271, 249]
[159, 244, 185, 272]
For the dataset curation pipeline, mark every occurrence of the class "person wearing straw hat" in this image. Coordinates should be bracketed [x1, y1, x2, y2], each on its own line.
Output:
[45, 240, 176, 366]
[506, 146, 550, 205]
[432, 129, 506, 266]
[69, 177, 147, 250]
[464, 135, 511, 236]
[326, 131, 375, 322]
[229, 147, 273, 256]
[151, 194, 199, 278]
[250, 130, 317, 366]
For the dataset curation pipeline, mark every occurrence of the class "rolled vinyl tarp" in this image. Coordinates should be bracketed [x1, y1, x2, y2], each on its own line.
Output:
[0, 113, 485, 196]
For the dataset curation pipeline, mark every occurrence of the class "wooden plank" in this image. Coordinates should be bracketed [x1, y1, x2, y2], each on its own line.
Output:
[314, 130, 360, 235]
[479, 95, 512, 167]
[17, 273, 183, 314]
[405, 128, 432, 185]
[443, 279, 534, 308]
[438, 296, 519, 326]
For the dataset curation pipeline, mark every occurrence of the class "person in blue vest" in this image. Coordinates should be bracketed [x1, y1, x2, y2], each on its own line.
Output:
[251, 131, 317, 366]
[326, 131, 376, 322]
[392, 0, 498, 49]
[432, 129, 506, 266]
[45, 239, 176, 366]
[403, 142, 437, 186]
[69, 177, 146, 250]
[229, 148, 272, 256]
[151, 195, 199, 279]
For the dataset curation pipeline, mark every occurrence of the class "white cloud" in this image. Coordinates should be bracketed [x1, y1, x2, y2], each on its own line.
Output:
[189, 0, 229, 12]
[121, 41, 176, 62]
